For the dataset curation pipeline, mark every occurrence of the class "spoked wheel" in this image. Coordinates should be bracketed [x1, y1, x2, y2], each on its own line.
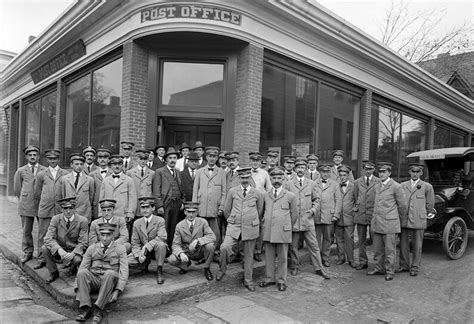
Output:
[442, 216, 468, 260]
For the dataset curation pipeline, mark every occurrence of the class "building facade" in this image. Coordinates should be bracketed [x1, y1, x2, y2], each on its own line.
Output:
[1, 0, 473, 195]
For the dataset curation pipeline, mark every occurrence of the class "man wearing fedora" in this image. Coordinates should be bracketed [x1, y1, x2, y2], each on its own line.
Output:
[176, 142, 191, 171]
[121, 141, 136, 172]
[169, 201, 215, 280]
[42, 197, 89, 283]
[153, 144, 167, 170]
[192, 141, 207, 169]
[82, 146, 99, 175]
[89, 148, 113, 220]
[33, 149, 69, 269]
[180, 151, 200, 203]
[153, 147, 184, 250]
[399, 163, 435, 276]
[14, 145, 47, 264]
[75, 222, 129, 323]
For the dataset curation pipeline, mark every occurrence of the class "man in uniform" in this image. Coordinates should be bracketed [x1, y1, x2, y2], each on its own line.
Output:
[353, 160, 380, 270]
[334, 165, 357, 268]
[153, 144, 167, 170]
[284, 159, 329, 279]
[176, 142, 191, 171]
[216, 168, 264, 291]
[169, 202, 215, 280]
[83, 146, 98, 175]
[399, 163, 435, 276]
[330, 150, 354, 182]
[42, 197, 89, 283]
[89, 199, 131, 253]
[218, 151, 229, 171]
[33, 149, 68, 269]
[89, 148, 112, 220]
[75, 223, 129, 323]
[14, 145, 46, 264]
[226, 151, 241, 191]
[368, 162, 407, 281]
[121, 141, 136, 172]
[314, 163, 342, 267]
[192, 141, 207, 169]
[259, 167, 298, 292]
[128, 197, 167, 284]
[60, 153, 95, 223]
[153, 147, 184, 250]
[282, 155, 296, 181]
[192, 146, 227, 253]
[264, 150, 279, 172]
[305, 154, 320, 181]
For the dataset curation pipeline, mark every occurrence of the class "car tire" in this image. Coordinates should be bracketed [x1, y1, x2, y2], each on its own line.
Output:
[442, 216, 468, 260]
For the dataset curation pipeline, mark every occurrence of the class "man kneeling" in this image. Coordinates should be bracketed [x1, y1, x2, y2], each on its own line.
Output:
[75, 222, 129, 322]
[168, 202, 215, 280]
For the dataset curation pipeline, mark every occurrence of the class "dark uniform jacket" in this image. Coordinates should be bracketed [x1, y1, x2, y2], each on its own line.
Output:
[153, 166, 184, 209]
[179, 166, 196, 202]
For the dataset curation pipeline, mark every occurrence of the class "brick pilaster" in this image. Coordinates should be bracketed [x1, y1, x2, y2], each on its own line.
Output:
[359, 89, 372, 162]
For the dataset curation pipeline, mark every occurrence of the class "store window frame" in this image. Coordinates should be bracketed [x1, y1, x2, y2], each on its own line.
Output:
[434, 121, 468, 148]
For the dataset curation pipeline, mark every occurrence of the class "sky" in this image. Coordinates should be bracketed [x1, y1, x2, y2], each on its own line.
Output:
[0, 0, 472, 54]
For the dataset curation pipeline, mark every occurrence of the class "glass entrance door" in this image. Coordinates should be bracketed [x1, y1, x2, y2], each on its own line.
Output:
[162, 117, 221, 148]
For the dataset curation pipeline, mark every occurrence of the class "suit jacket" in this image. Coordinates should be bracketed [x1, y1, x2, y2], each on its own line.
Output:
[122, 157, 137, 172]
[153, 166, 184, 209]
[14, 164, 47, 216]
[152, 157, 166, 170]
[60, 171, 95, 222]
[34, 167, 69, 218]
[224, 186, 264, 241]
[372, 179, 408, 234]
[130, 215, 167, 257]
[329, 165, 354, 182]
[83, 163, 99, 175]
[400, 180, 435, 229]
[304, 169, 320, 182]
[89, 216, 129, 247]
[44, 213, 89, 255]
[99, 173, 137, 219]
[284, 177, 320, 231]
[172, 217, 215, 256]
[89, 168, 113, 219]
[77, 241, 128, 291]
[180, 166, 196, 202]
[314, 178, 342, 224]
[196, 158, 207, 170]
[192, 167, 227, 218]
[126, 166, 155, 216]
[353, 175, 381, 225]
[250, 168, 271, 193]
[262, 188, 298, 243]
[337, 181, 356, 227]
[226, 168, 241, 192]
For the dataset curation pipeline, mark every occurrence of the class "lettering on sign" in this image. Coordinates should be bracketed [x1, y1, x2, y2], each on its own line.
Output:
[419, 153, 445, 160]
[141, 4, 241, 25]
[31, 40, 86, 84]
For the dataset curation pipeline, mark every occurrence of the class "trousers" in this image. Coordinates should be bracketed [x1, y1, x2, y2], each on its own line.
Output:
[219, 236, 256, 284]
[76, 269, 118, 309]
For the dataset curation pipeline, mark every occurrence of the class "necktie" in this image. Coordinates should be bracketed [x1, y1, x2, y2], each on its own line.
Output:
[310, 172, 313, 180]
[191, 169, 195, 180]
[341, 183, 347, 187]
[124, 160, 128, 169]
[300, 179, 303, 187]
[366, 177, 370, 187]
[146, 220, 149, 229]
[189, 222, 194, 234]
[243, 188, 247, 197]
[322, 180, 327, 184]
[112, 174, 120, 179]
[274, 189, 278, 198]
[171, 169, 176, 178]
[66, 219, 70, 229]
[88, 165, 91, 173]
[103, 245, 108, 253]
[148, 162, 152, 168]
[141, 168, 144, 177]
[74, 172, 80, 188]
[31, 165, 35, 175]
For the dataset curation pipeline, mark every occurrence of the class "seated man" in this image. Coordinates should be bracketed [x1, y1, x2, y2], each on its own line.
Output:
[168, 201, 215, 280]
[75, 223, 129, 323]
[42, 197, 89, 283]
[128, 197, 167, 285]
[89, 199, 131, 253]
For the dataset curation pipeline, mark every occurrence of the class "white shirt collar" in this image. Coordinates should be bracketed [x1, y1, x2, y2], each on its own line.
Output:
[64, 215, 74, 222]
[186, 219, 194, 227]
[49, 165, 59, 172]
[382, 178, 391, 186]
[297, 176, 304, 182]
[144, 215, 153, 223]
[273, 186, 283, 196]
[411, 179, 420, 186]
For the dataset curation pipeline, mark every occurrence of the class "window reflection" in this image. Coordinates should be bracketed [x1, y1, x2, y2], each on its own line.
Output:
[65, 75, 90, 156]
[25, 100, 41, 147]
[434, 125, 465, 148]
[25, 91, 56, 153]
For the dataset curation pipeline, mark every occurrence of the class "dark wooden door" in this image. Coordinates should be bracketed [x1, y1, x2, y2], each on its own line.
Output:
[163, 118, 221, 148]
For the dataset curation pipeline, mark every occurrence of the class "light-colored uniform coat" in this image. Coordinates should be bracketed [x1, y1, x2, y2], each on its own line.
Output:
[99, 173, 137, 219]
[262, 189, 298, 243]
[60, 172, 95, 222]
[192, 167, 227, 218]
[172, 217, 216, 256]
[372, 179, 408, 234]
[337, 182, 356, 226]
[329, 165, 354, 182]
[400, 180, 435, 229]
[89, 216, 130, 247]
[284, 177, 320, 231]
[126, 166, 155, 216]
[44, 213, 89, 255]
[314, 178, 342, 224]
[34, 168, 69, 218]
[83, 163, 99, 175]
[130, 215, 167, 258]
[14, 164, 47, 216]
[224, 186, 264, 241]
[353, 176, 381, 225]
[89, 168, 113, 219]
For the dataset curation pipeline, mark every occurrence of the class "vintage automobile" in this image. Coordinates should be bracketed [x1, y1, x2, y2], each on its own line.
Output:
[407, 147, 474, 259]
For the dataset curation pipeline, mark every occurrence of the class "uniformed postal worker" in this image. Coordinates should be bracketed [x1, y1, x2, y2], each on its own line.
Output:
[304, 154, 320, 181]
[353, 160, 381, 270]
[368, 162, 407, 281]
[168, 202, 216, 280]
[217, 167, 265, 291]
[284, 159, 329, 279]
[128, 197, 167, 285]
[126, 149, 155, 220]
[121, 141, 136, 171]
[259, 167, 298, 292]
[330, 150, 354, 182]
[282, 155, 297, 181]
[218, 151, 229, 171]
[264, 150, 279, 172]
[89, 199, 131, 254]
[33, 149, 69, 269]
[334, 165, 357, 268]
[399, 163, 435, 276]
[82, 145, 98, 175]
[89, 148, 112, 220]
[75, 222, 129, 323]
[60, 153, 95, 223]
[226, 151, 241, 191]
[14, 145, 47, 264]
[314, 163, 342, 267]
[42, 197, 89, 284]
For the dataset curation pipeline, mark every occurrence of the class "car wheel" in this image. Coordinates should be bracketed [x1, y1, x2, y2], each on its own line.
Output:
[442, 216, 468, 260]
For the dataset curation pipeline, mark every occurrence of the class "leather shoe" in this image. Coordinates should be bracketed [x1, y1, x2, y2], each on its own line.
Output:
[395, 267, 409, 273]
[348, 262, 357, 268]
[322, 261, 330, 267]
[20, 253, 32, 264]
[258, 281, 276, 288]
[315, 269, 330, 280]
[366, 269, 384, 276]
[204, 268, 214, 281]
[356, 264, 368, 270]
[243, 282, 255, 292]
[253, 253, 262, 262]
[410, 270, 418, 277]
[92, 307, 103, 323]
[385, 274, 394, 281]
[75, 307, 91, 322]
[33, 260, 46, 270]
[277, 283, 287, 291]
[45, 271, 59, 284]
[290, 268, 298, 276]
[336, 259, 345, 265]
[215, 272, 224, 281]
[156, 267, 164, 285]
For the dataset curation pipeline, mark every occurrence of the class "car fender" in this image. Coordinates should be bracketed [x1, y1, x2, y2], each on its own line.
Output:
[445, 207, 474, 229]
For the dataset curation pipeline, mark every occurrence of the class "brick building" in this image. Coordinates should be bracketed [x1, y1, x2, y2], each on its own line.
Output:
[0, 0, 473, 194]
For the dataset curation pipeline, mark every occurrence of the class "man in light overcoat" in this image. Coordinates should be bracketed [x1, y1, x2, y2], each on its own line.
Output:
[304, 154, 320, 182]
[90, 148, 112, 220]
[82, 145, 99, 175]
[329, 150, 354, 182]
[126, 149, 155, 220]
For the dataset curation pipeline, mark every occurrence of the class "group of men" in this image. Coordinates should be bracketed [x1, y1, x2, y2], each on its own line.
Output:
[13, 141, 435, 322]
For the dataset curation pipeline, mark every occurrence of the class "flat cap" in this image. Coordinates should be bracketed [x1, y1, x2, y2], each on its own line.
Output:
[306, 154, 319, 161]
[69, 153, 85, 163]
[109, 155, 124, 164]
[82, 145, 96, 155]
[237, 167, 252, 178]
[120, 141, 135, 149]
[269, 166, 285, 176]
[44, 149, 61, 158]
[138, 196, 155, 207]
[96, 148, 112, 157]
[99, 199, 117, 208]
[184, 201, 199, 212]
[98, 222, 117, 234]
[58, 197, 76, 208]
[24, 145, 40, 154]
[377, 162, 393, 171]
[333, 150, 345, 157]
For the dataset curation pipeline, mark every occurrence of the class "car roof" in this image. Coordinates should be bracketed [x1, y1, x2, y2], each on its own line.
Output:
[407, 147, 474, 160]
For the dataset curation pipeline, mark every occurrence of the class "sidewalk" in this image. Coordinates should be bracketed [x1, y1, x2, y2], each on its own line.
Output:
[0, 196, 311, 310]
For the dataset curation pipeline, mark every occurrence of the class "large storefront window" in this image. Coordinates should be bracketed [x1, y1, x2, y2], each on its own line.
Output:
[65, 58, 122, 158]
[0, 107, 9, 186]
[434, 124, 466, 148]
[24, 91, 56, 152]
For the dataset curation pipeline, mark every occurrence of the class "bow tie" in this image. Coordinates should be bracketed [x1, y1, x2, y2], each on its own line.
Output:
[112, 175, 120, 179]
[341, 183, 347, 187]
[252, 169, 258, 173]
[322, 180, 327, 184]
[208, 168, 214, 171]
[101, 170, 107, 174]
[286, 172, 292, 175]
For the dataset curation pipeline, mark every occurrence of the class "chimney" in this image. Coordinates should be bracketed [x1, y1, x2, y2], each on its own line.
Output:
[28, 36, 36, 43]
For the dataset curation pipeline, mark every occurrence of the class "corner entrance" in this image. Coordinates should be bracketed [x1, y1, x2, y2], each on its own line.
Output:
[161, 117, 222, 148]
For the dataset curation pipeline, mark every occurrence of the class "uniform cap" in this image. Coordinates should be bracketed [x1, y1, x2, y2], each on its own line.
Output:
[237, 167, 252, 178]
[225, 151, 240, 160]
[283, 155, 296, 163]
[187, 152, 200, 161]
[409, 163, 424, 172]
[248, 152, 263, 160]
[24, 145, 40, 154]
[135, 149, 149, 158]
[269, 166, 285, 176]
[58, 197, 76, 208]
[82, 145, 97, 155]
[377, 162, 393, 171]
[333, 150, 345, 157]
[109, 155, 124, 164]
[120, 141, 135, 149]
[69, 153, 85, 163]
[98, 222, 117, 234]
[317, 163, 332, 172]
[294, 158, 308, 167]
[218, 151, 228, 159]
[338, 165, 351, 174]
[362, 160, 376, 168]
[138, 196, 155, 207]
[99, 199, 117, 208]
[96, 148, 112, 157]
[44, 149, 61, 158]
[184, 201, 199, 212]
[306, 154, 319, 161]
[205, 146, 220, 155]
[266, 150, 279, 157]
[164, 147, 179, 159]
